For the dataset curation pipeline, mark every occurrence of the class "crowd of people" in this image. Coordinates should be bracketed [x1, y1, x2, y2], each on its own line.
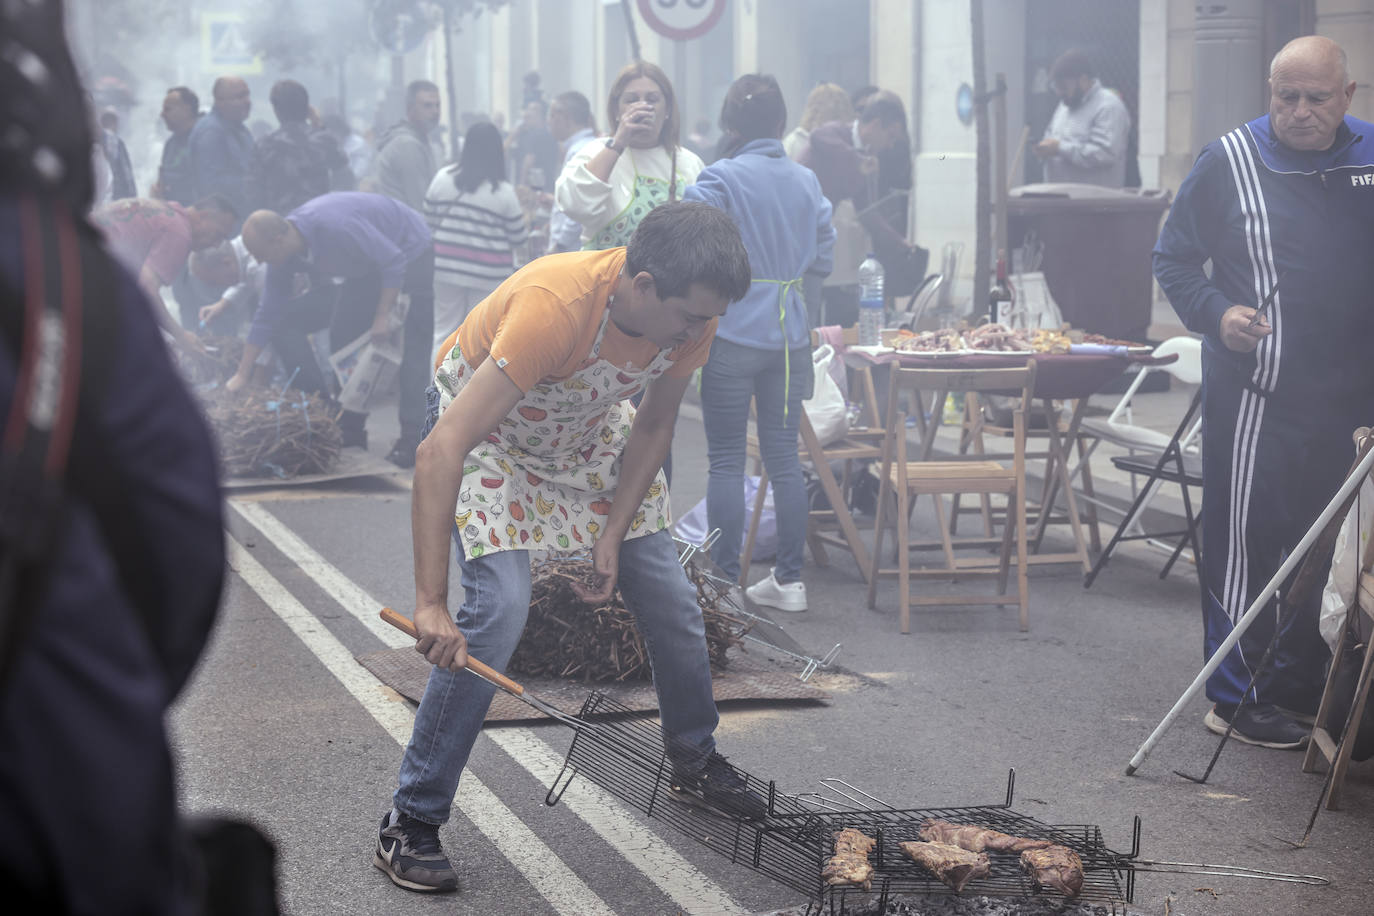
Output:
[86, 61, 928, 485]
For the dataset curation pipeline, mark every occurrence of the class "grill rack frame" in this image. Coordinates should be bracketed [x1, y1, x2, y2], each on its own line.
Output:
[544, 692, 1142, 910]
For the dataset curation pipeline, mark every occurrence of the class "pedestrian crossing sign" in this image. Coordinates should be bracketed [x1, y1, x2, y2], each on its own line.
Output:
[202, 12, 263, 75]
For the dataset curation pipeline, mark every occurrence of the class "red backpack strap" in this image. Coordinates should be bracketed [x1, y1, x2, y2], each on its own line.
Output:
[0, 194, 88, 689]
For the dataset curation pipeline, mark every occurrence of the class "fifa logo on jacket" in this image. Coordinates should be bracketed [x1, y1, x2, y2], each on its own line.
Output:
[1352, 172, 1374, 186]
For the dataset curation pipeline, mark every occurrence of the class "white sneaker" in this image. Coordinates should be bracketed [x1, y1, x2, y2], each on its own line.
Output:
[745, 571, 808, 613]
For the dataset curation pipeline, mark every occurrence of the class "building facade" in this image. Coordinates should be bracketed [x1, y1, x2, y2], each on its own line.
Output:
[419, 0, 1374, 299]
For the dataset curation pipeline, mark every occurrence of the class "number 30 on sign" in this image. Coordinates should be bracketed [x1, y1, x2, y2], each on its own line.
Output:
[635, 0, 728, 41]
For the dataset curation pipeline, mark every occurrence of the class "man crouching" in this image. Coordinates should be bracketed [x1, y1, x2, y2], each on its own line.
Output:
[375, 201, 756, 893]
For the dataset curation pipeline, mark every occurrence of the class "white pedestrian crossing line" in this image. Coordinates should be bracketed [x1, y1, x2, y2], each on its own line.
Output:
[229, 499, 749, 916]
[226, 536, 614, 916]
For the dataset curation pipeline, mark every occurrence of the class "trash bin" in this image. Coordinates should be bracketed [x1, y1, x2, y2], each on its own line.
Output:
[1007, 183, 1171, 342]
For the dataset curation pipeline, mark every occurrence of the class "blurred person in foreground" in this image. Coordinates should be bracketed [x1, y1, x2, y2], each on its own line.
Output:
[545, 90, 597, 254]
[0, 1, 226, 909]
[92, 194, 237, 347]
[374, 202, 758, 893]
[228, 192, 435, 467]
[376, 80, 442, 214]
[1033, 48, 1131, 188]
[151, 86, 201, 205]
[189, 76, 254, 222]
[1153, 35, 1374, 749]
[685, 74, 835, 612]
[425, 122, 528, 357]
[251, 79, 348, 215]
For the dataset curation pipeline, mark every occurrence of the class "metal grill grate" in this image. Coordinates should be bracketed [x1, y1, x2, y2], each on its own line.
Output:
[545, 693, 1139, 909]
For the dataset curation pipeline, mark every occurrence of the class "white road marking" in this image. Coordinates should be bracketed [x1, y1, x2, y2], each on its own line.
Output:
[487, 729, 748, 916]
[229, 499, 749, 916]
[225, 536, 614, 916]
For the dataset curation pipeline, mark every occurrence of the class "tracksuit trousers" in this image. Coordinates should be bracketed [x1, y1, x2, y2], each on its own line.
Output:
[1199, 360, 1364, 712]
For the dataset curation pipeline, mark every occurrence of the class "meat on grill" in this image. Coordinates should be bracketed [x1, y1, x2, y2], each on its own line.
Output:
[899, 840, 991, 893]
[822, 828, 876, 890]
[919, 819, 1054, 854]
[1020, 845, 1084, 898]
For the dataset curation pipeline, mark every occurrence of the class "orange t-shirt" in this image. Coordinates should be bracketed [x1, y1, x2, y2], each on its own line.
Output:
[434, 248, 716, 392]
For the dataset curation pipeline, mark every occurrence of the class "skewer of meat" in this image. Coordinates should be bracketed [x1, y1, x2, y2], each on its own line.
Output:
[899, 841, 991, 893]
[822, 828, 876, 891]
[1021, 845, 1084, 897]
[919, 818, 1053, 853]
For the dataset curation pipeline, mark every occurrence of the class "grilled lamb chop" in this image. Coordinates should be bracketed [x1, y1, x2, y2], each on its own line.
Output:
[919, 819, 1053, 853]
[899, 841, 991, 893]
[822, 828, 876, 890]
[1020, 844, 1084, 897]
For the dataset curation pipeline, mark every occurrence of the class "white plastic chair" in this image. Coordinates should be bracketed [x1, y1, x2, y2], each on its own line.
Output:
[898, 274, 943, 330]
[1072, 335, 1203, 541]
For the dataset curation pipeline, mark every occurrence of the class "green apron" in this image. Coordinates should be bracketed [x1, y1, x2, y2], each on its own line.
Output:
[584, 150, 687, 251]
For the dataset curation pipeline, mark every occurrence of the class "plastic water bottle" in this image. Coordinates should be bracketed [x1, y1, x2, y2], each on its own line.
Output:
[857, 253, 885, 346]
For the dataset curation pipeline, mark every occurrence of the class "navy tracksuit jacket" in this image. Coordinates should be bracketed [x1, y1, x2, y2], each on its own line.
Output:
[1153, 114, 1374, 712]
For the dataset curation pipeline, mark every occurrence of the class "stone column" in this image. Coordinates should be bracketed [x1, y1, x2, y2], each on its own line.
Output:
[1192, 0, 1264, 153]
[1316, 2, 1374, 121]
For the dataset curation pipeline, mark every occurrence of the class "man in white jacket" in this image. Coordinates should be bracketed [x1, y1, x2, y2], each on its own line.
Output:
[1033, 49, 1131, 188]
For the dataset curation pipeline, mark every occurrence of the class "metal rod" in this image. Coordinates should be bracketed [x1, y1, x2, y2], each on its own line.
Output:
[1174, 603, 1294, 784]
[1125, 440, 1374, 774]
[1131, 859, 1328, 886]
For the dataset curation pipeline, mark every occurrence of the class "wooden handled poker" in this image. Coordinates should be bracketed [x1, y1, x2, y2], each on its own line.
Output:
[379, 608, 584, 729]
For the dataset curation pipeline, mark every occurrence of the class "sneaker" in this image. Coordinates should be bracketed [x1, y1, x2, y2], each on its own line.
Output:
[1276, 706, 1318, 727]
[746, 571, 807, 613]
[1204, 703, 1309, 750]
[671, 751, 769, 820]
[338, 410, 368, 449]
[341, 426, 368, 449]
[386, 437, 418, 469]
[374, 811, 460, 893]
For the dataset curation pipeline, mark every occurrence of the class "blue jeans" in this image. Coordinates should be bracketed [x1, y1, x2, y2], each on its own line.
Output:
[395, 391, 719, 824]
[700, 338, 814, 584]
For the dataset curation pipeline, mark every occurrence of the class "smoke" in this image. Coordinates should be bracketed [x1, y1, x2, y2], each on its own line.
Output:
[64, 0, 387, 194]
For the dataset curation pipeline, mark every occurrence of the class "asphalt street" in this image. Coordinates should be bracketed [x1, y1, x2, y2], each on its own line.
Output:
[170, 392, 1374, 915]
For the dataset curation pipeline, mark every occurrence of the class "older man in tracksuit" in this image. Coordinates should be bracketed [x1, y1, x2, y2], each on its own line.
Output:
[1153, 36, 1374, 749]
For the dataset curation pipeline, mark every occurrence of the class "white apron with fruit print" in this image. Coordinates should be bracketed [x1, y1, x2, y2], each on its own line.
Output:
[433, 309, 674, 559]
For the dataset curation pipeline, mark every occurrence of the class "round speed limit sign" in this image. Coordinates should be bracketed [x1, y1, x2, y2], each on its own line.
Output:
[635, 0, 728, 41]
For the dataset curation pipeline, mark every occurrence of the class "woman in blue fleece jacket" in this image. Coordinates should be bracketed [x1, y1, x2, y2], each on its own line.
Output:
[685, 74, 836, 612]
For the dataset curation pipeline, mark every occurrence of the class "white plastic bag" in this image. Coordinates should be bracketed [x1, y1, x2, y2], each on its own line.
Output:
[672, 475, 777, 561]
[1320, 476, 1374, 652]
[803, 344, 848, 446]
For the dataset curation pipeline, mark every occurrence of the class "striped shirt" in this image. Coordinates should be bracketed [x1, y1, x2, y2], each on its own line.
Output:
[423, 167, 528, 290]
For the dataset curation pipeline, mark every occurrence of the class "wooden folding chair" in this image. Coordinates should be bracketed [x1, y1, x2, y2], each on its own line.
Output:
[866, 363, 1037, 633]
[741, 329, 885, 584]
[953, 390, 1101, 568]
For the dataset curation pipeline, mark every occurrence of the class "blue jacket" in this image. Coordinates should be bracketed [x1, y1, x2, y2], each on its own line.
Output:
[1154, 114, 1374, 404]
[250, 191, 432, 347]
[684, 139, 835, 350]
[189, 108, 254, 219]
